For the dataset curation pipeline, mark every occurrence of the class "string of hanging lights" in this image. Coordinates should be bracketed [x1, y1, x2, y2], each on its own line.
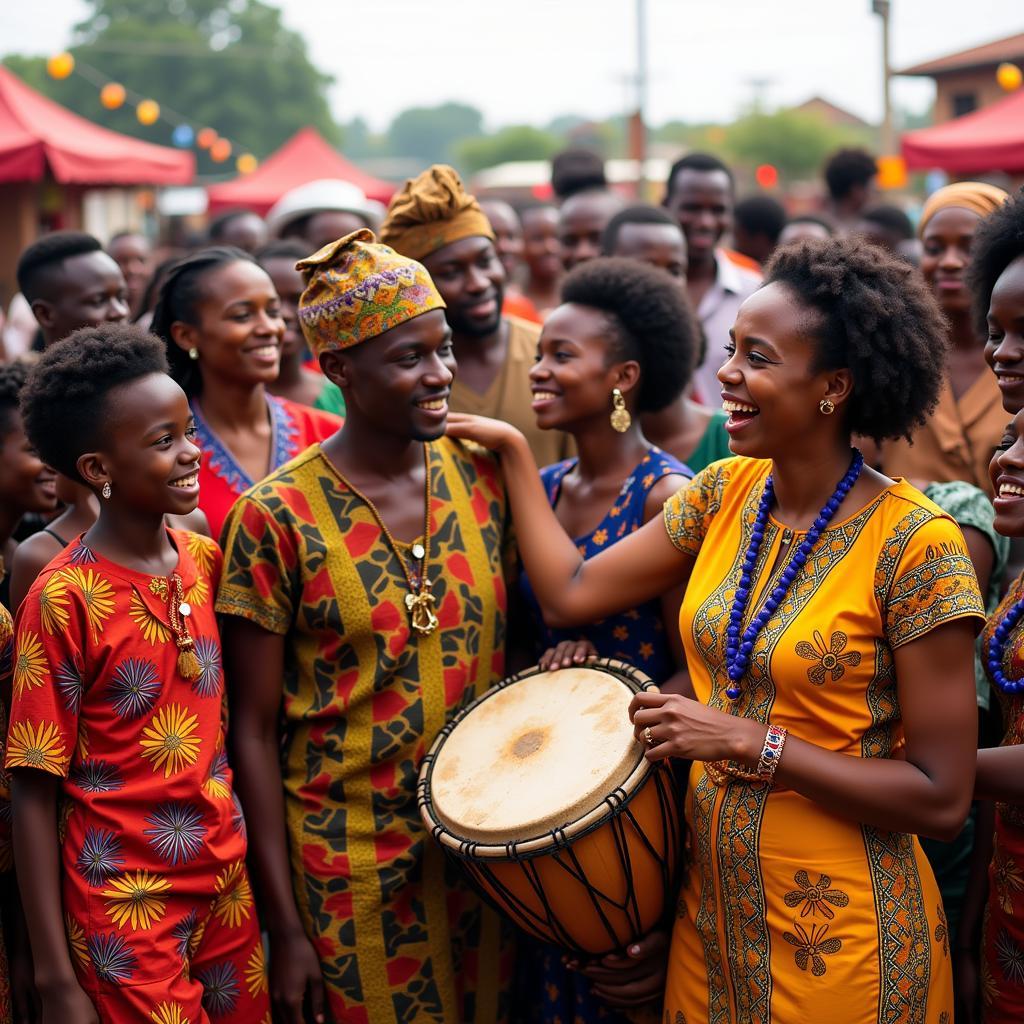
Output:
[45, 51, 260, 174]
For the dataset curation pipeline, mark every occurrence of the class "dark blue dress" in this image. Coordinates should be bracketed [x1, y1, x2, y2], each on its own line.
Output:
[514, 446, 691, 1024]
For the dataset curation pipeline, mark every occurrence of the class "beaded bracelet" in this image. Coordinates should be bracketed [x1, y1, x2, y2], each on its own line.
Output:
[704, 724, 788, 788]
[756, 724, 788, 782]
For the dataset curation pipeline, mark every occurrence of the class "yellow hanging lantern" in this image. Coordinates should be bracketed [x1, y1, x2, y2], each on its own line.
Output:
[136, 99, 160, 126]
[100, 82, 126, 110]
[47, 52, 75, 80]
[236, 153, 258, 174]
[210, 138, 232, 163]
[997, 62, 1023, 92]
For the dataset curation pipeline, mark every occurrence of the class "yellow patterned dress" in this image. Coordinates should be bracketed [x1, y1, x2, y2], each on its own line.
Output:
[661, 457, 985, 1024]
[216, 437, 514, 1024]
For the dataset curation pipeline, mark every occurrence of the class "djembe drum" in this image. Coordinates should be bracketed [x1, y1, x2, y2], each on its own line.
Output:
[417, 659, 682, 956]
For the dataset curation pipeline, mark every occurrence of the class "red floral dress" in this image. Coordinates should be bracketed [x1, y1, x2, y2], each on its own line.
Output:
[4, 531, 269, 1023]
[192, 393, 341, 540]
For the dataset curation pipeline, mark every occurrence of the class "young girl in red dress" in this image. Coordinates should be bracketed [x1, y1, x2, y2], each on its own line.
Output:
[5, 324, 269, 1024]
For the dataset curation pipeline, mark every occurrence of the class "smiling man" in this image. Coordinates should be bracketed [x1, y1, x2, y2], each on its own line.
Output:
[382, 164, 570, 466]
[16, 231, 129, 349]
[217, 230, 516, 1024]
[663, 153, 761, 405]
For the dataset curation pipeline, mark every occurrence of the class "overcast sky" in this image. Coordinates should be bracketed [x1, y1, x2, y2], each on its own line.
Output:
[2, 0, 1022, 131]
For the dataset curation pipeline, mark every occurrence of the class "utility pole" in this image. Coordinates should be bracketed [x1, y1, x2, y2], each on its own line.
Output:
[872, 0, 894, 153]
[631, 0, 648, 197]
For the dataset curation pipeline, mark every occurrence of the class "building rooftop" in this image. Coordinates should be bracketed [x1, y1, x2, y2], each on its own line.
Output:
[897, 31, 1024, 77]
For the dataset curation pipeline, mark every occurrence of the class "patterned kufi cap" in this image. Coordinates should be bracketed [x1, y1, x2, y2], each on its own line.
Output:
[296, 228, 445, 355]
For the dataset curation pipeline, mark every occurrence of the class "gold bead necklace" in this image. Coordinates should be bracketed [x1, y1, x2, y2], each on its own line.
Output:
[336, 443, 439, 636]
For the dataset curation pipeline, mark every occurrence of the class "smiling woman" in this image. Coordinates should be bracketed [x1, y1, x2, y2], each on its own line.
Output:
[448, 235, 984, 1023]
[150, 247, 342, 539]
[879, 182, 1009, 496]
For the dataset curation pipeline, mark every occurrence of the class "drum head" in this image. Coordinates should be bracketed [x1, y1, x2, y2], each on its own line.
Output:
[429, 665, 643, 843]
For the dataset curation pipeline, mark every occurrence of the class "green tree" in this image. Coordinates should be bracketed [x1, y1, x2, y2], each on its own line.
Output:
[387, 102, 483, 165]
[722, 109, 870, 183]
[454, 125, 560, 174]
[3, 0, 338, 173]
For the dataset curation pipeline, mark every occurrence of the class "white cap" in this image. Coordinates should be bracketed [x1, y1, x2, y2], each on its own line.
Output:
[266, 179, 386, 237]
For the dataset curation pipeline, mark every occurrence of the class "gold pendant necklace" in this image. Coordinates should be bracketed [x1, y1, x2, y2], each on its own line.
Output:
[340, 444, 439, 637]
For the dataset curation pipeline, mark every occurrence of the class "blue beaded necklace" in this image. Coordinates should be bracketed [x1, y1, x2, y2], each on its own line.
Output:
[724, 450, 865, 700]
[988, 598, 1024, 694]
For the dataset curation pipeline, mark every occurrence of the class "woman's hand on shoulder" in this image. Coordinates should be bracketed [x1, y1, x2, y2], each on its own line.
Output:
[445, 412, 527, 454]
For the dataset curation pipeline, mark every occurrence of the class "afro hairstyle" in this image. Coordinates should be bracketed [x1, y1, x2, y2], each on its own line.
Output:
[763, 236, 947, 443]
[966, 188, 1024, 336]
[559, 257, 697, 412]
[20, 323, 170, 483]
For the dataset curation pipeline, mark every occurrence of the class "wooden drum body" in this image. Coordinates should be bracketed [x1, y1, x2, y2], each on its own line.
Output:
[417, 659, 682, 956]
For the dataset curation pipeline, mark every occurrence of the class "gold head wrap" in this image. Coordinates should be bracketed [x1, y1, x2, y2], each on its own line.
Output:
[918, 182, 1009, 235]
[379, 164, 494, 262]
[296, 229, 445, 356]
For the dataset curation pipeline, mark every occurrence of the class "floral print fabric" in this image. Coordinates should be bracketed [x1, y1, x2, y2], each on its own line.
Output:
[661, 456, 985, 1023]
[4, 531, 267, 1021]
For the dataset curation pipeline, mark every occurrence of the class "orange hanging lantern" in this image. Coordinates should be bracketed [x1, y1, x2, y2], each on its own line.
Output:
[136, 99, 160, 126]
[197, 127, 218, 149]
[236, 153, 258, 175]
[997, 62, 1023, 92]
[100, 82, 126, 110]
[876, 155, 908, 191]
[47, 52, 75, 80]
[210, 138, 232, 163]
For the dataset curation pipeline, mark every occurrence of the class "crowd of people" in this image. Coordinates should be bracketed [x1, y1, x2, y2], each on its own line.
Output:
[0, 141, 1022, 1024]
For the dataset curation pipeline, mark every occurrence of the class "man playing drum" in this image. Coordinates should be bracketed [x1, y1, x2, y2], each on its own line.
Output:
[215, 230, 516, 1024]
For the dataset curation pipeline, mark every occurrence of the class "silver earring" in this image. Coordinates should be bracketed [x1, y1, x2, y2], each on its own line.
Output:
[101, 482, 112, 499]
[188, 347, 199, 361]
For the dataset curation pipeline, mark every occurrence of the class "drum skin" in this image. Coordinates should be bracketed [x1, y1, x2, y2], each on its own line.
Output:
[418, 659, 683, 956]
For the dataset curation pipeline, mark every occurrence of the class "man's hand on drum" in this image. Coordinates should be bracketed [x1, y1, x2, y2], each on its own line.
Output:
[538, 639, 598, 671]
[565, 927, 670, 1008]
[629, 690, 766, 764]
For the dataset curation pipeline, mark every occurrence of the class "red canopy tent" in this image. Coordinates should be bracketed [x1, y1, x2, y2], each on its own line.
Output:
[206, 126, 395, 214]
[0, 64, 194, 303]
[901, 87, 1024, 174]
[0, 64, 194, 185]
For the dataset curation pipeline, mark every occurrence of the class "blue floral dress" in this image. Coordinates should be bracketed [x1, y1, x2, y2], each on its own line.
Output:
[515, 446, 691, 1024]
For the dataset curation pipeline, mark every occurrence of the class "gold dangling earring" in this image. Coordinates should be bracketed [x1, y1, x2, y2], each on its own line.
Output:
[610, 388, 632, 433]
[819, 398, 835, 416]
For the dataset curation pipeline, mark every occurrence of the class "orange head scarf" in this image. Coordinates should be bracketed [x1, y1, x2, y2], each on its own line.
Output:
[918, 182, 1009, 235]
[379, 164, 494, 262]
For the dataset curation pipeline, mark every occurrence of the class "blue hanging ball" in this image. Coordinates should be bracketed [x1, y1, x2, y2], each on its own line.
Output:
[726, 686, 742, 700]
[172, 124, 195, 148]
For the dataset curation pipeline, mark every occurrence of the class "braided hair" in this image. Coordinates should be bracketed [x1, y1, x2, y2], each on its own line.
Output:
[149, 246, 255, 397]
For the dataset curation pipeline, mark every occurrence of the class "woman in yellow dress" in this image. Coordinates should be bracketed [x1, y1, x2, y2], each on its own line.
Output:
[449, 236, 984, 1023]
